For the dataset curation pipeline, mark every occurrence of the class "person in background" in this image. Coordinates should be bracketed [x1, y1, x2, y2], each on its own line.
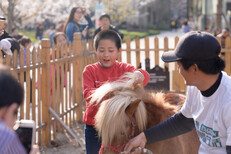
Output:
[64, 7, 94, 42]
[124, 31, 231, 154]
[82, 30, 150, 154]
[214, 28, 221, 37]
[19, 37, 32, 103]
[12, 27, 23, 41]
[217, 27, 230, 48]
[181, 20, 190, 33]
[0, 16, 20, 56]
[50, 32, 68, 104]
[35, 23, 44, 40]
[19, 37, 32, 66]
[93, 13, 124, 40]
[0, 64, 39, 154]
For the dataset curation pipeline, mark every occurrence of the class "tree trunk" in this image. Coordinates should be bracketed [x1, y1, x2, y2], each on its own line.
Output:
[7, 0, 15, 33]
[216, 0, 222, 30]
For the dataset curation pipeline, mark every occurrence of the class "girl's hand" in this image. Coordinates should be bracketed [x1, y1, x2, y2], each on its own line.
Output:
[82, 27, 87, 38]
[82, 8, 87, 16]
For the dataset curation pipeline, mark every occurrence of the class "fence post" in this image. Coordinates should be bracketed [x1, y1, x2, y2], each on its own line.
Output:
[73, 33, 83, 122]
[41, 39, 51, 146]
[126, 38, 131, 64]
[225, 37, 231, 75]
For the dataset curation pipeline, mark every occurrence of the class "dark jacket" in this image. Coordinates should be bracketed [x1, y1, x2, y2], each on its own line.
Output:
[93, 25, 124, 40]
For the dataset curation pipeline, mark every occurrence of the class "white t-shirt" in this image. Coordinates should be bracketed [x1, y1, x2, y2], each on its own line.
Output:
[181, 72, 231, 154]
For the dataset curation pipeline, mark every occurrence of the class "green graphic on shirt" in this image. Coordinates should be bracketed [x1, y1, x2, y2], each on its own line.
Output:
[195, 121, 222, 147]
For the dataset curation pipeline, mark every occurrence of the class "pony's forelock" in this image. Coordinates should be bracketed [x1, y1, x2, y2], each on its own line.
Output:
[89, 72, 138, 105]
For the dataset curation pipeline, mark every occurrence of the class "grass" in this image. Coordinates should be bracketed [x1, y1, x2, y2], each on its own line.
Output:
[120, 29, 160, 42]
[18, 29, 40, 43]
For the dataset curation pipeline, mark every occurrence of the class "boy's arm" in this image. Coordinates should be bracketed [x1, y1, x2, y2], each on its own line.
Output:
[144, 112, 194, 144]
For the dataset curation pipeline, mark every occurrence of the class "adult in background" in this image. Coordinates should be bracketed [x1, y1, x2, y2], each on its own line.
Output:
[64, 7, 94, 42]
[217, 27, 230, 48]
[35, 23, 44, 41]
[93, 13, 124, 40]
[0, 17, 20, 56]
[181, 20, 190, 33]
[12, 27, 23, 41]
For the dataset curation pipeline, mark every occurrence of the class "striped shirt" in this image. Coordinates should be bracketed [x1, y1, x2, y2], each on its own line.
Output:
[0, 120, 27, 154]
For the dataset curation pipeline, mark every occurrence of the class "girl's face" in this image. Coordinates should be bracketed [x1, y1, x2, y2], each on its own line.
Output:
[74, 8, 83, 22]
[56, 35, 67, 47]
[25, 42, 31, 49]
[96, 39, 121, 68]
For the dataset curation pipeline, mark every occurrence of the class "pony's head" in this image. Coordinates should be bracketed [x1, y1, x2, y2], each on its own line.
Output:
[89, 72, 147, 153]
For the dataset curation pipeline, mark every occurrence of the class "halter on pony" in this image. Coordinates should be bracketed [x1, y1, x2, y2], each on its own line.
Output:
[99, 116, 136, 154]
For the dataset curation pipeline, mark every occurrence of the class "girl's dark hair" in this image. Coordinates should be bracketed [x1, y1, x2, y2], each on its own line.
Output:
[94, 30, 121, 50]
[19, 37, 31, 47]
[53, 32, 67, 45]
[180, 56, 225, 74]
[63, 7, 81, 33]
[0, 65, 24, 108]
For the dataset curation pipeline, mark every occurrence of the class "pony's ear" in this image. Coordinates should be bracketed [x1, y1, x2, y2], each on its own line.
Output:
[125, 99, 141, 118]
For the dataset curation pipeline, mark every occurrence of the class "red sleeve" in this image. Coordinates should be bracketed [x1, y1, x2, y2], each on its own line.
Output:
[82, 66, 95, 104]
[137, 69, 150, 86]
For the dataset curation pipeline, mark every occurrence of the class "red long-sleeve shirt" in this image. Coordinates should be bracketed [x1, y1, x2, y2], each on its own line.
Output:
[82, 61, 150, 125]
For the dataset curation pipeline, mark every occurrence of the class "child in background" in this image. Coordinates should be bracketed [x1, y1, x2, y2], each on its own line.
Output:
[19, 37, 32, 66]
[50, 32, 67, 104]
[93, 13, 124, 40]
[82, 30, 150, 154]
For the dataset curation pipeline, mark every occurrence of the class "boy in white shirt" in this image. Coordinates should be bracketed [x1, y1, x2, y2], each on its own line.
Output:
[124, 31, 231, 154]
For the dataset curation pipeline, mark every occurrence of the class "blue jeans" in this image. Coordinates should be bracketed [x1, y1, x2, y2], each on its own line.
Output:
[85, 124, 101, 154]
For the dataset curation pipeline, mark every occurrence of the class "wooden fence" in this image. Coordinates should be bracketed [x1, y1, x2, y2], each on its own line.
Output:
[1, 33, 231, 146]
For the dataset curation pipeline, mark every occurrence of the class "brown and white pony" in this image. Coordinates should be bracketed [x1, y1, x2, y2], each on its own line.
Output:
[90, 72, 200, 154]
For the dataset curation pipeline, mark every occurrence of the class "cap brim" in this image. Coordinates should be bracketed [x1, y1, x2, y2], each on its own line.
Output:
[2, 49, 12, 55]
[161, 50, 182, 62]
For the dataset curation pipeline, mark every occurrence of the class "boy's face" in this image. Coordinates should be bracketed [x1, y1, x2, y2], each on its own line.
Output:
[100, 17, 110, 29]
[96, 39, 121, 68]
[177, 61, 195, 86]
[1, 103, 19, 129]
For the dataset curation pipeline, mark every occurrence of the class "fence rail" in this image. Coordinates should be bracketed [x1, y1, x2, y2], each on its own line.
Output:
[1, 33, 231, 146]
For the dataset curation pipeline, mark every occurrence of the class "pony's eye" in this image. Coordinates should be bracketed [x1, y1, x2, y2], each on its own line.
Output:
[120, 131, 125, 135]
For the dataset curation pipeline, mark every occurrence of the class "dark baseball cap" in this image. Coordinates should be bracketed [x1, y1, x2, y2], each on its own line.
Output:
[0, 17, 6, 20]
[161, 31, 221, 62]
[99, 13, 110, 21]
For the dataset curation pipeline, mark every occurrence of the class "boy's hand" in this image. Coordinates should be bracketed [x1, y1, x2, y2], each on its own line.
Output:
[124, 132, 147, 154]
[134, 71, 144, 86]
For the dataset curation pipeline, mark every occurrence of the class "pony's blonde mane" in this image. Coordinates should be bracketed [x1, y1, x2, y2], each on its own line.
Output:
[95, 90, 147, 145]
[90, 72, 147, 145]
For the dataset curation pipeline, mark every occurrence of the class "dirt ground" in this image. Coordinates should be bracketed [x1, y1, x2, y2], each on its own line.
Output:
[39, 122, 86, 154]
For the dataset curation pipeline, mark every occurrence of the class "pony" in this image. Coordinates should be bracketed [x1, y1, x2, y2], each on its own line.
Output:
[90, 72, 200, 154]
